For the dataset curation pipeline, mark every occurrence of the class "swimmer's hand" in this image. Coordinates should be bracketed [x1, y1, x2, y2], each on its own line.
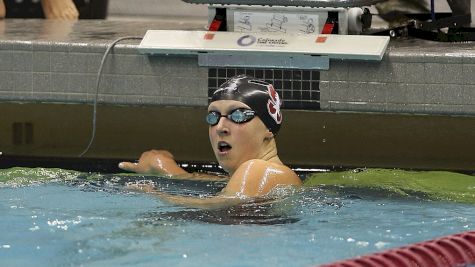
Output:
[119, 150, 188, 176]
[119, 150, 227, 181]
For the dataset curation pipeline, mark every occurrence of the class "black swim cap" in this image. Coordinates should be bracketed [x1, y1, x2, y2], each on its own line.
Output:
[210, 75, 282, 135]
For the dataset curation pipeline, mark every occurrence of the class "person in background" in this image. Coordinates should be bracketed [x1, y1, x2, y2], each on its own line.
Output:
[0, 0, 78, 20]
[0, 1, 4, 18]
[119, 75, 302, 209]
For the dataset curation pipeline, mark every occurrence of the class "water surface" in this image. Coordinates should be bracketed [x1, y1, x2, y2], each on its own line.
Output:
[1, 168, 474, 266]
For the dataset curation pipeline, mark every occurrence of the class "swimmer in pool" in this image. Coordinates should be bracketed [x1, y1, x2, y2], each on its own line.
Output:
[119, 75, 302, 208]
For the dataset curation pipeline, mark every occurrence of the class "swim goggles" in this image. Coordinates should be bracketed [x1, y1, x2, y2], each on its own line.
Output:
[206, 108, 256, 126]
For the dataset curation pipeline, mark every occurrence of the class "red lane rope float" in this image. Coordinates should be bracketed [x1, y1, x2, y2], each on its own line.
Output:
[320, 231, 475, 267]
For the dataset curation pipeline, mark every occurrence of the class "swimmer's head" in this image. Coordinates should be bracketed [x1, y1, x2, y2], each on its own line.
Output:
[210, 75, 283, 135]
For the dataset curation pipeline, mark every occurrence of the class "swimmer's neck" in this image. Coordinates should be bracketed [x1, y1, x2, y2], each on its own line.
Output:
[258, 138, 282, 164]
[259, 149, 281, 164]
[227, 140, 282, 177]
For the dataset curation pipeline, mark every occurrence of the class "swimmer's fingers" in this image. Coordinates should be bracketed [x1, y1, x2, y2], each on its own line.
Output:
[118, 161, 140, 173]
[118, 150, 176, 174]
[126, 182, 156, 193]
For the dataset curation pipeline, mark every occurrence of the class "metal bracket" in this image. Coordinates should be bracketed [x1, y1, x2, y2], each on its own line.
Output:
[198, 53, 330, 70]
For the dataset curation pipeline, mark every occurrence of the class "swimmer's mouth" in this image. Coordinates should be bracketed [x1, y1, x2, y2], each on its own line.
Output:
[218, 141, 232, 153]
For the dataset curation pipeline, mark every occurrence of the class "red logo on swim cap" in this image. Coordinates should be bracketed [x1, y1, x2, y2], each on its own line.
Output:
[266, 85, 282, 125]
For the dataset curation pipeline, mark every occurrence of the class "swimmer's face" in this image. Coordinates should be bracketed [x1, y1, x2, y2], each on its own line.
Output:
[208, 100, 273, 174]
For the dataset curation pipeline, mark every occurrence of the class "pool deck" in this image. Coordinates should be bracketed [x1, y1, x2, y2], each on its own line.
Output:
[1, 18, 475, 171]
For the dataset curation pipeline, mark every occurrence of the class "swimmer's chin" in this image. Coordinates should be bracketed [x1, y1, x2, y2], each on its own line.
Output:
[215, 159, 234, 174]
[214, 150, 232, 165]
[216, 152, 231, 162]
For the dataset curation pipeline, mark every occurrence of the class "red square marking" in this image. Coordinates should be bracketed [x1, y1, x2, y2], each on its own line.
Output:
[204, 33, 215, 40]
[315, 36, 327, 43]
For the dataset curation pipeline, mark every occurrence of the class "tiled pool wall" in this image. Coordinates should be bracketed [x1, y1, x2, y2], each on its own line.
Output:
[1, 39, 475, 116]
[0, 42, 208, 106]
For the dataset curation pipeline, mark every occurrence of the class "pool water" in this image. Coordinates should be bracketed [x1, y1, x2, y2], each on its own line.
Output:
[1, 168, 475, 266]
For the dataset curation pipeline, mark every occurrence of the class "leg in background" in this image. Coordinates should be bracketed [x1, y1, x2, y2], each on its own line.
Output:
[41, 0, 79, 20]
[0, 0, 5, 19]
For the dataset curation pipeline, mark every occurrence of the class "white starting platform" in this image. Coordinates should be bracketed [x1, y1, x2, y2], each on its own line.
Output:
[138, 30, 389, 70]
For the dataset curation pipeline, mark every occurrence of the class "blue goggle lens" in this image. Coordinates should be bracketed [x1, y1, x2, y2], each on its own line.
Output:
[206, 108, 256, 126]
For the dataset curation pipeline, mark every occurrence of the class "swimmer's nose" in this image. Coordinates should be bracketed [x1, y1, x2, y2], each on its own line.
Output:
[215, 117, 230, 135]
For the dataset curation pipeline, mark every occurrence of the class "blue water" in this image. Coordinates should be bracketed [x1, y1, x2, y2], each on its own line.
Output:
[1, 170, 475, 266]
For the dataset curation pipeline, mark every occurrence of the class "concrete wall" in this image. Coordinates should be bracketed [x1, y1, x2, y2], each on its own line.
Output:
[321, 52, 475, 115]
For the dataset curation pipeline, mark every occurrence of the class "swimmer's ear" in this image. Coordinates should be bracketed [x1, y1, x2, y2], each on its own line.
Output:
[264, 129, 274, 140]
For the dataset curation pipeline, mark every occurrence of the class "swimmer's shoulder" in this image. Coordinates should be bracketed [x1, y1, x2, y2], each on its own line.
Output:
[223, 159, 301, 197]
[242, 159, 301, 182]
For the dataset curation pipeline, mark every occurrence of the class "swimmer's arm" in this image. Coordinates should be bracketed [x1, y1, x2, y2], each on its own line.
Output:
[153, 159, 301, 208]
[128, 159, 301, 209]
[128, 183, 242, 209]
[173, 172, 228, 182]
[118, 150, 226, 181]
[152, 192, 243, 209]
